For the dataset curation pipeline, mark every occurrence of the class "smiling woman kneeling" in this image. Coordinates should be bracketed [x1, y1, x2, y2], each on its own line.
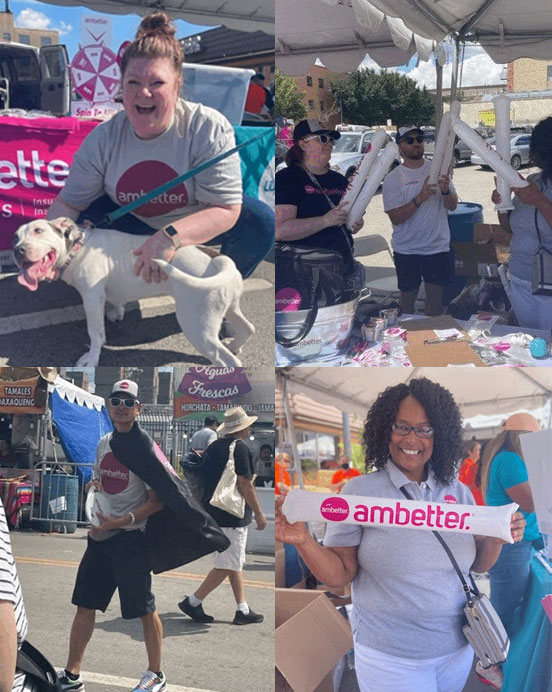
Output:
[276, 378, 525, 692]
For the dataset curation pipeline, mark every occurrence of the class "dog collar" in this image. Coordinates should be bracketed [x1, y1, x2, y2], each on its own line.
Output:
[58, 226, 92, 276]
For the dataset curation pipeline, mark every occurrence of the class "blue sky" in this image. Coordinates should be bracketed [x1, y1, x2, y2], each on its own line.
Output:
[10, 0, 214, 61]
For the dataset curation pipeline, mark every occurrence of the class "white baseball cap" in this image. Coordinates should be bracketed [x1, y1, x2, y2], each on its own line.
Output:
[111, 379, 139, 400]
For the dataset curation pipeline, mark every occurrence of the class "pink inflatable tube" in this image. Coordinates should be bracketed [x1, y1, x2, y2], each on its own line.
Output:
[282, 489, 518, 543]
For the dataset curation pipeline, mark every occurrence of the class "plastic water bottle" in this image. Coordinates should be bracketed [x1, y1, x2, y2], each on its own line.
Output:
[347, 648, 355, 670]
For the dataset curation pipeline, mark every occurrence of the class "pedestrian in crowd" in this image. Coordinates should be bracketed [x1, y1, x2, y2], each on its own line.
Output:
[492, 116, 552, 329]
[275, 455, 291, 495]
[0, 498, 28, 692]
[189, 416, 219, 455]
[178, 407, 267, 625]
[475, 412, 541, 690]
[244, 74, 268, 116]
[458, 439, 484, 505]
[331, 456, 361, 493]
[276, 378, 525, 692]
[254, 444, 275, 487]
[58, 379, 229, 692]
[382, 125, 458, 316]
[46, 11, 274, 282]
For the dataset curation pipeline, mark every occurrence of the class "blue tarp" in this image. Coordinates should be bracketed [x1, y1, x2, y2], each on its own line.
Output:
[50, 389, 112, 485]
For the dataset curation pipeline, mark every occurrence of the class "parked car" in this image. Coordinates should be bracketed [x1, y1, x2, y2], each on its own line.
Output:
[423, 129, 478, 167]
[329, 129, 399, 180]
[470, 133, 532, 170]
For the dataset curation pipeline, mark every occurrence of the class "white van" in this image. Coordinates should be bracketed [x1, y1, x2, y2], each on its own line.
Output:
[0, 42, 71, 114]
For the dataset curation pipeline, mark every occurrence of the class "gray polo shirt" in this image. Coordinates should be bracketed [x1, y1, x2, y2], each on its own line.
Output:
[190, 427, 217, 451]
[324, 460, 476, 659]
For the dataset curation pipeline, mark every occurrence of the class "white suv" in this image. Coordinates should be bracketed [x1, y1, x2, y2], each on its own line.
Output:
[330, 129, 398, 179]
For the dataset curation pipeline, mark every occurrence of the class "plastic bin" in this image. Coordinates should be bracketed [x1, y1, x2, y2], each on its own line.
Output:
[181, 63, 254, 125]
[448, 202, 484, 242]
[38, 472, 78, 533]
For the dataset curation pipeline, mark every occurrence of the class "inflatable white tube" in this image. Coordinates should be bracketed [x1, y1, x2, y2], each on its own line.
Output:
[493, 94, 515, 212]
[453, 117, 528, 189]
[439, 101, 461, 178]
[429, 111, 452, 184]
[341, 129, 388, 210]
[347, 141, 399, 230]
[282, 489, 518, 543]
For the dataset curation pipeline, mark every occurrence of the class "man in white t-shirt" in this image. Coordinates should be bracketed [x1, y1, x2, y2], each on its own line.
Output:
[189, 416, 219, 454]
[58, 380, 166, 692]
[382, 125, 458, 315]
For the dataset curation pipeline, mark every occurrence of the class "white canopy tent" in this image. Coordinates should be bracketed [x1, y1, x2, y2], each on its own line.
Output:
[278, 367, 552, 421]
[36, 0, 274, 34]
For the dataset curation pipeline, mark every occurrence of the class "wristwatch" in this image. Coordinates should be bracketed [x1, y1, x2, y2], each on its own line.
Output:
[162, 224, 181, 248]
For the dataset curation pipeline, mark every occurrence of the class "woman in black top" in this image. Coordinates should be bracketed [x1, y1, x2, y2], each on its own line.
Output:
[275, 119, 363, 265]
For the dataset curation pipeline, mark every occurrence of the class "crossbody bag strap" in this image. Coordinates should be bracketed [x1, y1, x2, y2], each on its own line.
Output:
[399, 485, 477, 604]
[302, 168, 353, 251]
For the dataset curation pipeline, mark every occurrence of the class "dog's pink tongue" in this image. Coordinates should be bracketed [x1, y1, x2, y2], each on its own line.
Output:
[17, 265, 40, 291]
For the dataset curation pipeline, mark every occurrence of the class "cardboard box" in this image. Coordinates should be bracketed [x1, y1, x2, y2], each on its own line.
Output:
[452, 241, 499, 278]
[276, 588, 353, 692]
[474, 223, 511, 264]
[276, 549, 286, 588]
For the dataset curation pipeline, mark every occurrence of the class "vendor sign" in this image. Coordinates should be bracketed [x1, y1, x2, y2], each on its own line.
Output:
[283, 489, 518, 543]
[0, 370, 46, 413]
[174, 366, 274, 421]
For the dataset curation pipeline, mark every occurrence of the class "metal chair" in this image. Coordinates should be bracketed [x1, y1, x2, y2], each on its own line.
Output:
[354, 234, 399, 297]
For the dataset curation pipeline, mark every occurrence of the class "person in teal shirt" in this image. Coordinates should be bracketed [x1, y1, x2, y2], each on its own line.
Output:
[477, 412, 541, 690]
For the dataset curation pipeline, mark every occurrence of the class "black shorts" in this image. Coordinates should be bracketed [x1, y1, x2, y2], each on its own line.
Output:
[72, 530, 155, 619]
[393, 251, 453, 292]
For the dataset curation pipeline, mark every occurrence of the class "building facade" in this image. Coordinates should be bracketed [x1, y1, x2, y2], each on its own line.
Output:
[294, 65, 346, 127]
[508, 58, 552, 92]
[0, 12, 58, 48]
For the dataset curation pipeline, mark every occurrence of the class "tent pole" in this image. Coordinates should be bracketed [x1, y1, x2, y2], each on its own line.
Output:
[435, 59, 443, 133]
[282, 377, 305, 490]
[450, 36, 461, 103]
[342, 412, 352, 462]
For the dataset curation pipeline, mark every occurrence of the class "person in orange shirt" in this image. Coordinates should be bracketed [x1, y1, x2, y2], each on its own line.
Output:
[458, 440, 484, 505]
[275, 457, 291, 495]
[331, 458, 361, 493]
[244, 75, 267, 115]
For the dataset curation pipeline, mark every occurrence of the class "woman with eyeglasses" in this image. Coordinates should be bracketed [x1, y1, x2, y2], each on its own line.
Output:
[275, 119, 364, 269]
[275, 378, 525, 692]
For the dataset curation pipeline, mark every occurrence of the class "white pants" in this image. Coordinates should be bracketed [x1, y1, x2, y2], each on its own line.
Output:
[353, 641, 473, 692]
[213, 526, 248, 571]
[509, 274, 552, 330]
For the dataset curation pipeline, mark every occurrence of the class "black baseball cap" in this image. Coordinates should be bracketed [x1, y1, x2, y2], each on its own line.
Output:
[293, 119, 341, 143]
[204, 416, 218, 427]
[395, 125, 424, 144]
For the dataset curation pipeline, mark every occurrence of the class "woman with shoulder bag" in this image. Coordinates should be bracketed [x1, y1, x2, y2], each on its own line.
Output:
[491, 117, 552, 329]
[275, 120, 365, 302]
[276, 378, 525, 692]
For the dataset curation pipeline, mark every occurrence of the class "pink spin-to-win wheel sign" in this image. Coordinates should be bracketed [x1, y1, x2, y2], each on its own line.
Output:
[70, 44, 120, 103]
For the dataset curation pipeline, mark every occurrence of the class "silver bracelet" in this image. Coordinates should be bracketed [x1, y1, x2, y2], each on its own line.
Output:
[128, 511, 136, 526]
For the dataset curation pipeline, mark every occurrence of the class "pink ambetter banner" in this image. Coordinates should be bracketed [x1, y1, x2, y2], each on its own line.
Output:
[174, 367, 252, 421]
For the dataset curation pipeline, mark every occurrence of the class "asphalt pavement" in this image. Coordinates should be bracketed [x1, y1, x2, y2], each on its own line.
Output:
[0, 256, 274, 367]
[12, 527, 274, 692]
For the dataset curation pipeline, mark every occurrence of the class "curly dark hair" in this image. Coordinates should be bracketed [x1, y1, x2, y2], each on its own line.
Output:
[362, 377, 463, 484]
[529, 117, 552, 183]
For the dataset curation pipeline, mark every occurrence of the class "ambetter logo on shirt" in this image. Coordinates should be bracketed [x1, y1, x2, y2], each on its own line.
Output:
[100, 452, 130, 494]
[116, 160, 189, 217]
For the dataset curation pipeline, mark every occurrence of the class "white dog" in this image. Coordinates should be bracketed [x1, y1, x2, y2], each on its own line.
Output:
[13, 217, 255, 366]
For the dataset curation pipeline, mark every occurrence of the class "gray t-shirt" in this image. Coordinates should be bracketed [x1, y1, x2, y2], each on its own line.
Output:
[323, 460, 476, 659]
[508, 172, 552, 282]
[382, 159, 455, 255]
[61, 98, 243, 229]
[189, 427, 217, 451]
[91, 433, 151, 541]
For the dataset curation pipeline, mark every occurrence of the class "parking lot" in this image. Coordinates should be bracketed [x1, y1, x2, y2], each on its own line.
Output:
[355, 159, 539, 272]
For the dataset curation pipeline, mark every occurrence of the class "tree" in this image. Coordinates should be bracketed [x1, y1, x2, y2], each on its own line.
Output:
[274, 68, 307, 121]
[330, 69, 435, 127]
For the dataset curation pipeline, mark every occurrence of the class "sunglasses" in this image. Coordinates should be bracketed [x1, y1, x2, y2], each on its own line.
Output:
[401, 135, 424, 145]
[302, 134, 336, 144]
[392, 421, 434, 439]
[109, 397, 137, 408]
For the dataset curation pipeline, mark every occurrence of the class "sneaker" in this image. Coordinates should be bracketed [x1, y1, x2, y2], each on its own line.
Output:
[475, 662, 503, 690]
[178, 596, 214, 623]
[232, 608, 264, 625]
[132, 671, 167, 692]
[57, 670, 85, 691]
